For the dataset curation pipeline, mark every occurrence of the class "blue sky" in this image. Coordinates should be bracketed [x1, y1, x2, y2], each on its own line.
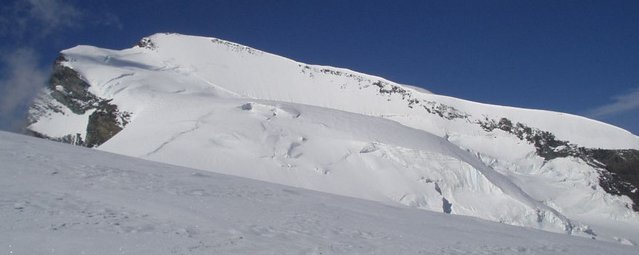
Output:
[1, 0, 638, 135]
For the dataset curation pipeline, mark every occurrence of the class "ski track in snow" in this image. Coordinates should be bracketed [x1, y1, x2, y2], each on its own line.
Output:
[145, 110, 217, 157]
[102, 73, 135, 87]
[2, 131, 638, 254]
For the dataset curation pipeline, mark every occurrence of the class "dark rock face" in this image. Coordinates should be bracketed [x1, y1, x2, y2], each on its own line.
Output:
[588, 149, 639, 211]
[85, 100, 131, 148]
[49, 56, 100, 114]
[136, 37, 156, 50]
[480, 117, 639, 211]
[29, 55, 131, 148]
[479, 118, 572, 160]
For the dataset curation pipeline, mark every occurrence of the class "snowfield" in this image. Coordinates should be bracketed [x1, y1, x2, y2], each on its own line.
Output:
[26, 33, 639, 245]
[1, 131, 638, 254]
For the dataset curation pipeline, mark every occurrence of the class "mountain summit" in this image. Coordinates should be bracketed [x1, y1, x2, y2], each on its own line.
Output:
[27, 33, 639, 244]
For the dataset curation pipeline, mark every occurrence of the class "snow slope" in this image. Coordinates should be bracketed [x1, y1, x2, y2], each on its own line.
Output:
[100, 95, 578, 233]
[107, 33, 639, 150]
[2, 131, 638, 254]
[26, 33, 639, 244]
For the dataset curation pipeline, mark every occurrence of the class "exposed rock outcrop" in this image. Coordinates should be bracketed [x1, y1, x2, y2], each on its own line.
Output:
[27, 55, 131, 147]
[480, 117, 639, 210]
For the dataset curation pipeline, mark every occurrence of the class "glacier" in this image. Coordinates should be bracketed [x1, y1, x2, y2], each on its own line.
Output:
[26, 33, 639, 244]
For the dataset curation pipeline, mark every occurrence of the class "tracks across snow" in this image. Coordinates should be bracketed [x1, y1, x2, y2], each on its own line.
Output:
[144, 110, 218, 157]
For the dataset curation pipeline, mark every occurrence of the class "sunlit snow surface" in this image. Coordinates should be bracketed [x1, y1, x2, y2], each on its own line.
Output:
[1, 131, 638, 254]
[27, 33, 639, 244]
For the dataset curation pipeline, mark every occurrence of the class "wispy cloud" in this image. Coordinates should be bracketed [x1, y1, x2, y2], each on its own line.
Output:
[0, 48, 48, 130]
[0, 0, 84, 131]
[587, 87, 639, 118]
[0, 0, 117, 131]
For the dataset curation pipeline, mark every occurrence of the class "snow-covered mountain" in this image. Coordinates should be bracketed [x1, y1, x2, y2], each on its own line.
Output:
[27, 33, 639, 244]
[4, 130, 639, 254]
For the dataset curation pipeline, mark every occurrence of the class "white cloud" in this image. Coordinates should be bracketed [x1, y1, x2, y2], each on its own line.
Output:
[587, 87, 639, 118]
[0, 0, 82, 131]
[0, 48, 48, 130]
[0, 0, 121, 131]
